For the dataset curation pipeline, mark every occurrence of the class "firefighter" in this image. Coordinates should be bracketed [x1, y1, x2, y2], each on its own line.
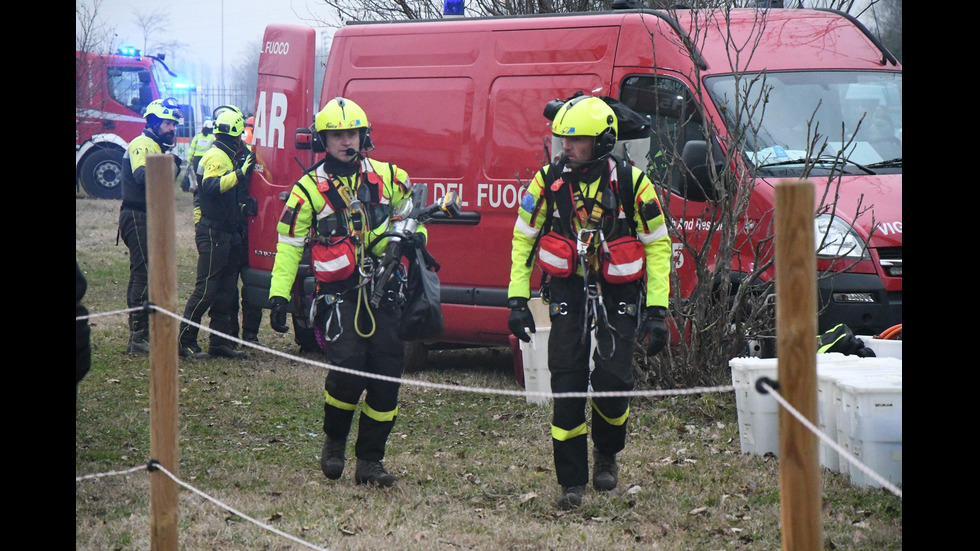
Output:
[118, 97, 183, 355]
[243, 115, 255, 145]
[268, 97, 426, 487]
[181, 119, 215, 225]
[177, 105, 255, 359]
[507, 95, 671, 510]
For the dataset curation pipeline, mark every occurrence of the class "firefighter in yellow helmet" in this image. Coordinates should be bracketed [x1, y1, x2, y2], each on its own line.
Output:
[268, 97, 426, 487]
[177, 105, 255, 360]
[507, 95, 671, 510]
[118, 97, 183, 355]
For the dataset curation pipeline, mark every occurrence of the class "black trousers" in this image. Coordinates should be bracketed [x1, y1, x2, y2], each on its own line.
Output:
[547, 276, 640, 488]
[239, 246, 262, 338]
[179, 225, 243, 349]
[320, 287, 405, 462]
[119, 208, 149, 337]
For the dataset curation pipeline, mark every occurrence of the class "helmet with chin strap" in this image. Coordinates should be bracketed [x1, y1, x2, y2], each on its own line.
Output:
[551, 95, 618, 160]
[314, 97, 374, 152]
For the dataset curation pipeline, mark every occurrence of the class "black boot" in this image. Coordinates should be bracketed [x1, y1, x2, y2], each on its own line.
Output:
[126, 319, 150, 355]
[209, 344, 247, 359]
[178, 343, 207, 360]
[592, 448, 619, 491]
[556, 485, 586, 510]
[354, 459, 398, 487]
[126, 332, 150, 355]
[320, 435, 346, 480]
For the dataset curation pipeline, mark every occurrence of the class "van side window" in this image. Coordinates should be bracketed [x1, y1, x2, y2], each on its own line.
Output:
[106, 67, 148, 114]
[620, 76, 708, 200]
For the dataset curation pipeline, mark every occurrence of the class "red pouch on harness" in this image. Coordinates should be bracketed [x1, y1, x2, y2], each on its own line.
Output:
[536, 232, 578, 278]
[600, 236, 645, 284]
[311, 239, 356, 282]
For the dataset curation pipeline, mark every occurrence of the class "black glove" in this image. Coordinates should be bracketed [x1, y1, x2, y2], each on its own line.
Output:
[174, 155, 183, 171]
[638, 306, 668, 356]
[270, 296, 289, 333]
[507, 297, 536, 343]
[180, 172, 192, 192]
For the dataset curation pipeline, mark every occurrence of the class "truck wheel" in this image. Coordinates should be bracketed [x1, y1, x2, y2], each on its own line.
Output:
[80, 149, 125, 199]
[403, 341, 428, 372]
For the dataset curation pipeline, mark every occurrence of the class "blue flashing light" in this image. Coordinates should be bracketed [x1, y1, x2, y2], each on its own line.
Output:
[118, 46, 141, 57]
[173, 81, 197, 90]
[443, 0, 464, 16]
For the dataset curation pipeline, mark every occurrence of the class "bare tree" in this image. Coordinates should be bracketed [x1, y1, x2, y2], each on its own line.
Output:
[133, 8, 172, 54]
[77, 0, 116, 120]
[870, 0, 901, 62]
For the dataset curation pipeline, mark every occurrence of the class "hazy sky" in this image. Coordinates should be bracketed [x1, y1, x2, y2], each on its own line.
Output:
[90, 0, 338, 85]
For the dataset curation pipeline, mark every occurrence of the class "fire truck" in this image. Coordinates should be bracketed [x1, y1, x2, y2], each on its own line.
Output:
[75, 47, 177, 199]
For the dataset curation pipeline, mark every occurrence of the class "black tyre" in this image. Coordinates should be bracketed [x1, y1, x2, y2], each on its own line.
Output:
[80, 148, 124, 199]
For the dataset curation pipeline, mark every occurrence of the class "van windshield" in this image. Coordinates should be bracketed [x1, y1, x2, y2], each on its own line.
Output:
[704, 71, 902, 175]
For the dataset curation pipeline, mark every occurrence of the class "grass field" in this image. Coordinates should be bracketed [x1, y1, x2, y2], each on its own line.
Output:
[76, 189, 902, 550]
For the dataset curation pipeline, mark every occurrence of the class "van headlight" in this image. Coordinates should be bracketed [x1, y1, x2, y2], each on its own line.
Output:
[814, 215, 868, 260]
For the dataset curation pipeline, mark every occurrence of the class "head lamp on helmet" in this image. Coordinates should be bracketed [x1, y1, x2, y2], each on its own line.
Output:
[214, 108, 245, 137]
[144, 97, 183, 123]
[551, 95, 618, 160]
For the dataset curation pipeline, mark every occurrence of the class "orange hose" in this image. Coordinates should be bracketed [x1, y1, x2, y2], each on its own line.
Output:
[877, 324, 902, 340]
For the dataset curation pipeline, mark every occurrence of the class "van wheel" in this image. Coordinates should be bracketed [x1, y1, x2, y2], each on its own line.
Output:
[403, 341, 428, 372]
[80, 149, 124, 199]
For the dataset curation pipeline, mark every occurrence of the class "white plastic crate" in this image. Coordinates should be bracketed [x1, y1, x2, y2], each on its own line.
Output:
[835, 370, 902, 487]
[730, 357, 780, 455]
[518, 299, 596, 405]
[520, 328, 552, 405]
[856, 335, 902, 359]
[832, 358, 902, 474]
[817, 358, 901, 472]
[731, 354, 901, 462]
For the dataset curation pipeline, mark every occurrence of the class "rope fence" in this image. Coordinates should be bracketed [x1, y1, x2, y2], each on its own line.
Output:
[76, 302, 902, 549]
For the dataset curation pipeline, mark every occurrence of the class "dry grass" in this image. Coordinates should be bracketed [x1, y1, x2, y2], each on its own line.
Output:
[76, 191, 902, 550]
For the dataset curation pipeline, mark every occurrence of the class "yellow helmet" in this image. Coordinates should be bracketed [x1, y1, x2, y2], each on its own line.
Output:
[315, 97, 369, 132]
[143, 97, 183, 123]
[212, 104, 244, 120]
[214, 108, 245, 137]
[314, 97, 373, 152]
[551, 95, 618, 159]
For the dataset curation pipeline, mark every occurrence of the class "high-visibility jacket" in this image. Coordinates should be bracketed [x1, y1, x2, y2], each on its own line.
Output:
[197, 140, 249, 233]
[187, 131, 215, 168]
[121, 129, 169, 208]
[508, 157, 671, 308]
[269, 157, 426, 300]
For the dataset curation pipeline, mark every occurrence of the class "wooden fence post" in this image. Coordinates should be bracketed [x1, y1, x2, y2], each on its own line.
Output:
[146, 154, 179, 551]
[774, 179, 821, 551]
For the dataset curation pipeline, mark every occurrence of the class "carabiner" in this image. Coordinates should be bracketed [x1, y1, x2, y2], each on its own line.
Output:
[310, 294, 344, 342]
[576, 228, 596, 256]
